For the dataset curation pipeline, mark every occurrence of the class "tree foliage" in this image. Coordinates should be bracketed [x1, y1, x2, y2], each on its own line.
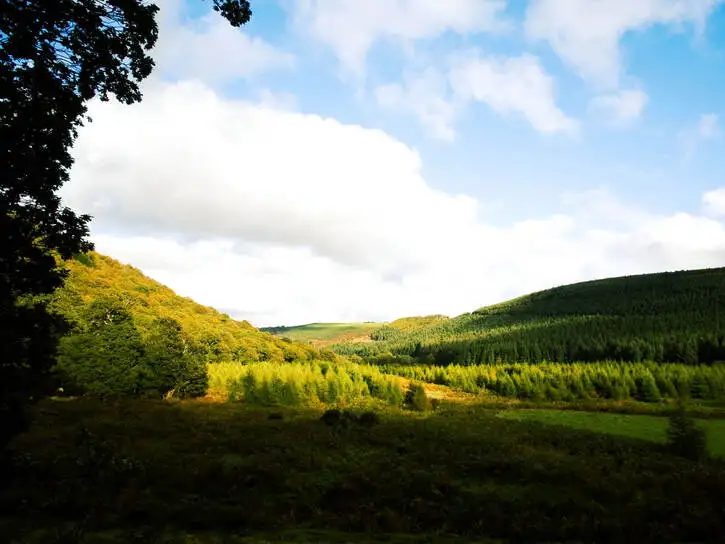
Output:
[1, 0, 252, 446]
[666, 409, 708, 461]
[381, 361, 725, 403]
[55, 298, 209, 398]
[51, 252, 323, 365]
[335, 268, 725, 365]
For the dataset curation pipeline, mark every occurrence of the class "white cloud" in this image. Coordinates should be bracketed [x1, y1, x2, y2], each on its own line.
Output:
[525, 0, 723, 88]
[154, 0, 294, 85]
[448, 51, 579, 134]
[679, 112, 721, 158]
[589, 88, 649, 125]
[255, 89, 299, 111]
[291, 0, 509, 76]
[374, 52, 577, 139]
[703, 187, 725, 217]
[65, 82, 725, 327]
[65, 80, 479, 276]
[374, 68, 458, 141]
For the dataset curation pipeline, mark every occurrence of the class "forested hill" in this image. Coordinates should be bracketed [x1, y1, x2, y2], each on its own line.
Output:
[51, 252, 321, 364]
[332, 267, 725, 365]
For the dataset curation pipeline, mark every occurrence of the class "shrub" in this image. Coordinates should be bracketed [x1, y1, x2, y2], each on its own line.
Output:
[320, 409, 342, 426]
[359, 411, 380, 427]
[406, 383, 431, 412]
[666, 409, 708, 461]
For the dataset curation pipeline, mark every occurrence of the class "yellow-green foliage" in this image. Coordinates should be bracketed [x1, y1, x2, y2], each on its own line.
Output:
[51, 252, 321, 364]
[210, 361, 405, 407]
[389, 315, 449, 331]
[381, 361, 725, 402]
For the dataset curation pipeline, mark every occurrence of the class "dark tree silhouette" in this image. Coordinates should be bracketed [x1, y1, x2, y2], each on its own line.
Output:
[0, 0, 252, 448]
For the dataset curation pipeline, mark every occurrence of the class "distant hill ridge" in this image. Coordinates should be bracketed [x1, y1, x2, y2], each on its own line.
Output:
[332, 267, 725, 365]
[261, 315, 451, 346]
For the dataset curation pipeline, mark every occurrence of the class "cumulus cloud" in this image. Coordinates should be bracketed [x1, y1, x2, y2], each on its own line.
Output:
[62, 82, 725, 326]
[589, 88, 649, 125]
[703, 187, 725, 217]
[374, 68, 458, 141]
[448, 51, 579, 135]
[525, 0, 724, 88]
[374, 52, 577, 139]
[154, 0, 294, 85]
[291, 0, 509, 76]
[64, 80, 479, 276]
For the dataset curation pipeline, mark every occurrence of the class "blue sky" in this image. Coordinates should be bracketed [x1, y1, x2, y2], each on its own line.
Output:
[242, 0, 725, 222]
[62, 0, 725, 326]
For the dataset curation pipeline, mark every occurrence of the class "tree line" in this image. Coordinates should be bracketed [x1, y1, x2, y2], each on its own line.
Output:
[379, 361, 725, 402]
[333, 268, 725, 365]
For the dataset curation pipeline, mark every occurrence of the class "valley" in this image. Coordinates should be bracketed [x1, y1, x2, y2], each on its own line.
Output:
[3, 253, 725, 542]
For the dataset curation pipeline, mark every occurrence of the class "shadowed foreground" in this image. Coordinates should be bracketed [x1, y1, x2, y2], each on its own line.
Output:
[2, 399, 725, 543]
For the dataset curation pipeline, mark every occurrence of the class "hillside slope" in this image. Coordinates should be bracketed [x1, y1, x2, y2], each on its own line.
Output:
[333, 267, 725, 365]
[52, 252, 321, 364]
[261, 322, 384, 347]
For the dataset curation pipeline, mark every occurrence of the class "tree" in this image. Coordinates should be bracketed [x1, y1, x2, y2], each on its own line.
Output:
[666, 408, 707, 461]
[1, 0, 252, 448]
[142, 317, 208, 398]
[55, 300, 146, 396]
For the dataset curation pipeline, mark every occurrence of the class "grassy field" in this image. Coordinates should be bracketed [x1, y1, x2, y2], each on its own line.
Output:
[3, 398, 725, 543]
[261, 322, 384, 346]
[498, 409, 725, 457]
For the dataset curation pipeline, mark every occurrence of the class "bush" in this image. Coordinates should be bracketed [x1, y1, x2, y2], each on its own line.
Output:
[406, 383, 431, 412]
[666, 410, 708, 461]
[359, 411, 380, 427]
[320, 409, 342, 426]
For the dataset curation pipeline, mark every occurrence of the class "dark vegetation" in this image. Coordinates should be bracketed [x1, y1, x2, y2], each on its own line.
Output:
[1, 0, 252, 447]
[667, 409, 709, 461]
[333, 267, 725, 365]
[2, 400, 725, 543]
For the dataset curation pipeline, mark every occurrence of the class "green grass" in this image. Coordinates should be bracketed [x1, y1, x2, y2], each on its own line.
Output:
[261, 322, 384, 345]
[3, 399, 725, 542]
[498, 409, 725, 457]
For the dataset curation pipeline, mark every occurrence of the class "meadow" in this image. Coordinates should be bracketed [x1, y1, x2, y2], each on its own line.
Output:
[3, 397, 725, 543]
[5, 256, 725, 542]
[260, 322, 384, 346]
[498, 408, 725, 457]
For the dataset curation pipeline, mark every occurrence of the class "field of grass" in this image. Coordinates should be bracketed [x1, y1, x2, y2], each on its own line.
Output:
[498, 409, 725, 457]
[261, 322, 384, 346]
[3, 398, 725, 542]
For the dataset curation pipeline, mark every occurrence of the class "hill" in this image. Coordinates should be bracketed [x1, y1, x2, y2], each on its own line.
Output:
[51, 252, 321, 364]
[261, 322, 384, 347]
[333, 267, 725, 365]
[261, 316, 450, 347]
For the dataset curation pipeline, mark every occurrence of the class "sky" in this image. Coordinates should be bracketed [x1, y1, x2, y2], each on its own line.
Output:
[61, 0, 725, 327]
